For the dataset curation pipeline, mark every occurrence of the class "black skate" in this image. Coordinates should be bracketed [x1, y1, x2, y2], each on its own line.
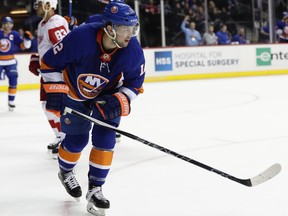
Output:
[58, 170, 82, 198]
[51, 147, 59, 159]
[116, 133, 121, 143]
[8, 103, 15, 111]
[86, 184, 110, 216]
[47, 137, 61, 150]
[47, 137, 61, 159]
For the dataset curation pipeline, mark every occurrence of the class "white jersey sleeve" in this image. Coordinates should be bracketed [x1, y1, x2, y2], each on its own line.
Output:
[37, 14, 70, 59]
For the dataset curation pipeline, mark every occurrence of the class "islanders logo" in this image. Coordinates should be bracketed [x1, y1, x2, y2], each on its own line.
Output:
[0, 38, 12, 53]
[77, 74, 109, 99]
[111, 6, 118, 13]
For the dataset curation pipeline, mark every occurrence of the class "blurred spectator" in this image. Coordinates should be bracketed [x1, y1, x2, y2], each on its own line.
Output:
[278, 26, 288, 43]
[18, 28, 24, 37]
[171, 1, 186, 32]
[276, 12, 288, 40]
[259, 16, 270, 43]
[181, 15, 202, 46]
[144, 0, 159, 15]
[194, 5, 206, 34]
[216, 24, 230, 44]
[140, 0, 161, 47]
[202, 23, 218, 45]
[276, 11, 288, 32]
[231, 27, 248, 44]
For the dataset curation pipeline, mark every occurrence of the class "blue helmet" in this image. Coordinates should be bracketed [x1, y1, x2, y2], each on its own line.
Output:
[2, 16, 13, 25]
[102, 2, 138, 27]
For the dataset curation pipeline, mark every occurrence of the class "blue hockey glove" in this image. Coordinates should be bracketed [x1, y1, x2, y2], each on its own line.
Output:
[93, 92, 130, 120]
[43, 82, 69, 116]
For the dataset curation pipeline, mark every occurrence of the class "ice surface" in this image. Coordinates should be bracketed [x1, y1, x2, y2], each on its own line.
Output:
[0, 76, 287, 216]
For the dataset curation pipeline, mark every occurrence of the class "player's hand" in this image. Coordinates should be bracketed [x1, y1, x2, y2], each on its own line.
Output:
[29, 54, 40, 76]
[23, 31, 33, 40]
[93, 92, 130, 120]
[43, 82, 69, 116]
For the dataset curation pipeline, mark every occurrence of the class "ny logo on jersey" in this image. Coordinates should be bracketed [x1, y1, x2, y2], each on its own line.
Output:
[78, 74, 109, 99]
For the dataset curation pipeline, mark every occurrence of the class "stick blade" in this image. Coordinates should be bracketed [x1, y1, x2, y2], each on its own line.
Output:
[249, 163, 281, 187]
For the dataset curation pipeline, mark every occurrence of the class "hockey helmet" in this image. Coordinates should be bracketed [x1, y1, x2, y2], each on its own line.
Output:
[34, 0, 58, 10]
[102, 2, 138, 27]
[2, 16, 13, 25]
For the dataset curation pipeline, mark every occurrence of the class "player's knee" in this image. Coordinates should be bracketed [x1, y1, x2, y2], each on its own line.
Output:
[62, 133, 89, 152]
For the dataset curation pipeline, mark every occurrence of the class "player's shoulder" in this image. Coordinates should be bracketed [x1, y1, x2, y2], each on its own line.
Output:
[47, 14, 68, 26]
[11, 30, 20, 37]
[117, 38, 144, 67]
[125, 38, 144, 58]
[70, 22, 101, 36]
[49, 14, 66, 22]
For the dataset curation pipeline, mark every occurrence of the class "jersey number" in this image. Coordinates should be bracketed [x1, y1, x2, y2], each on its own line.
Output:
[48, 26, 68, 45]
[53, 42, 63, 54]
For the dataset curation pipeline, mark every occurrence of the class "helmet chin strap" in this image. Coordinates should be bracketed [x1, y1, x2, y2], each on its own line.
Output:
[42, 3, 50, 21]
[103, 27, 122, 49]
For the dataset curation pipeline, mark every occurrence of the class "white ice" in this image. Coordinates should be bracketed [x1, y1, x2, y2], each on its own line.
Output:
[0, 75, 287, 216]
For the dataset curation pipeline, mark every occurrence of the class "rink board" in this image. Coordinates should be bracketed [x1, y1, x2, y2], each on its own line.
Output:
[0, 44, 287, 91]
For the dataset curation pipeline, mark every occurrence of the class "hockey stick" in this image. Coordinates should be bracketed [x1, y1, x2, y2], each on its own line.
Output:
[64, 107, 281, 187]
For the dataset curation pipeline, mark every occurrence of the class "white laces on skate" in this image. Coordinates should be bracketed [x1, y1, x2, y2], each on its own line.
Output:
[87, 186, 107, 201]
[63, 172, 80, 190]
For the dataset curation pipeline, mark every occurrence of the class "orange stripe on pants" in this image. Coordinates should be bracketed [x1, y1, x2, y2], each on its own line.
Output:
[8, 87, 17, 94]
[90, 147, 114, 166]
[58, 145, 81, 163]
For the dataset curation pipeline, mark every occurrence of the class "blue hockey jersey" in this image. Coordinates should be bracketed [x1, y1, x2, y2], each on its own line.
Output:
[41, 23, 145, 101]
[0, 30, 24, 65]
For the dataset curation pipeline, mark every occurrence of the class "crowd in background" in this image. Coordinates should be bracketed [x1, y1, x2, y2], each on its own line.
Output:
[11, 0, 288, 50]
[134, 0, 288, 47]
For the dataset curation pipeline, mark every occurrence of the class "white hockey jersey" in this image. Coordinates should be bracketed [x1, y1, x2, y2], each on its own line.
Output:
[37, 14, 69, 58]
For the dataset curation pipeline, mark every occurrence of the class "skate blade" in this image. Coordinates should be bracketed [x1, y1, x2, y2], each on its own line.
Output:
[87, 202, 107, 216]
[8, 107, 14, 112]
[74, 197, 81, 202]
[47, 150, 58, 160]
[52, 153, 58, 160]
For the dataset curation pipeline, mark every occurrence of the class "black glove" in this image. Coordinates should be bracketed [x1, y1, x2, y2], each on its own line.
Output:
[93, 92, 130, 120]
[23, 31, 32, 40]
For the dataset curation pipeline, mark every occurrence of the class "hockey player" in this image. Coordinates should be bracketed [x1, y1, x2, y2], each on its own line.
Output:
[40, 1, 145, 215]
[28, 0, 69, 155]
[0, 16, 32, 111]
[84, 13, 123, 144]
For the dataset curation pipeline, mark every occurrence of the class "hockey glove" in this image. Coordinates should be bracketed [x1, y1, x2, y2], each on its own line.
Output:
[23, 31, 33, 40]
[93, 92, 130, 120]
[43, 82, 69, 116]
[29, 54, 40, 76]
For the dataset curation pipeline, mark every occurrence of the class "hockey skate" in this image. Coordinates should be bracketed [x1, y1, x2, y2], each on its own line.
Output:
[47, 137, 61, 150]
[116, 133, 121, 143]
[8, 102, 15, 111]
[58, 170, 82, 198]
[47, 137, 61, 159]
[86, 184, 110, 216]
